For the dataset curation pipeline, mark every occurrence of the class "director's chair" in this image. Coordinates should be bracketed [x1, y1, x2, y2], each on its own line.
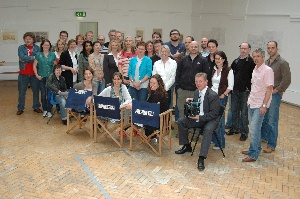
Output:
[93, 96, 131, 147]
[129, 100, 173, 156]
[65, 88, 93, 137]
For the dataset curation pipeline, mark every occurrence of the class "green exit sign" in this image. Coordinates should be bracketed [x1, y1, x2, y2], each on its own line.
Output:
[75, 12, 86, 17]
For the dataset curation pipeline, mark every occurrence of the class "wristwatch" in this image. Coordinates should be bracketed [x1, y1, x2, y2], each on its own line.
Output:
[262, 104, 267, 108]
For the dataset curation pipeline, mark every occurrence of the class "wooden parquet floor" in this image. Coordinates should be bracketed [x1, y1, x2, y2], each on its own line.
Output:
[0, 80, 299, 199]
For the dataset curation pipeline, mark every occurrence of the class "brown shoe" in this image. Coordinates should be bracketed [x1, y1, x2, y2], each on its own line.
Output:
[33, 108, 43, 113]
[241, 151, 248, 155]
[16, 110, 24, 115]
[242, 156, 256, 162]
[263, 146, 275, 153]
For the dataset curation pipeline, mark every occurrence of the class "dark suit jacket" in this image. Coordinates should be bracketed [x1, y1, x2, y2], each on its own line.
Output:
[192, 87, 219, 123]
[59, 50, 77, 89]
[103, 54, 119, 86]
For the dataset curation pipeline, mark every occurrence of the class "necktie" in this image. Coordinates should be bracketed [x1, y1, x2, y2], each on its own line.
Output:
[198, 92, 202, 103]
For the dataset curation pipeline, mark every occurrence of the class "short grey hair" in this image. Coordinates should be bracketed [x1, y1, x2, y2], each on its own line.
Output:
[252, 48, 265, 57]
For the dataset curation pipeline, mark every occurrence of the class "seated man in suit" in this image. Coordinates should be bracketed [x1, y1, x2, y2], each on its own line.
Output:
[175, 73, 219, 171]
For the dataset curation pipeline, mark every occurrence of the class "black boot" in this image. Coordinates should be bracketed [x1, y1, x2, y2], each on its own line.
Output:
[175, 144, 192, 154]
[197, 156, 205, 171]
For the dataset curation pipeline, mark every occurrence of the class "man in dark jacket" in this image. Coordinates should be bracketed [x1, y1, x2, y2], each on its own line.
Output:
[175, 73, 219, 171]
[175, 41, 209, 121]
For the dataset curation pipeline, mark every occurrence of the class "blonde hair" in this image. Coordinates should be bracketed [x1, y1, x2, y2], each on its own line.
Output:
[108, 40, 121, 53]
[55, 39, 66, 52]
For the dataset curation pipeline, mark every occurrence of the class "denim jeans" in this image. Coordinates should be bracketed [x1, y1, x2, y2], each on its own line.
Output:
[96, 80, 106, 95]
[17, 74, 40, 110]
[247, 105, 265, 160]
[225, 95, 232, 126]
[129, 87, 148, 101]
[39, 77, 51, 112]
[261, 93, 282, 149]
[55, 95, 67, 120]
[231, 90, 249, 135]
[212, 96, 228, 148]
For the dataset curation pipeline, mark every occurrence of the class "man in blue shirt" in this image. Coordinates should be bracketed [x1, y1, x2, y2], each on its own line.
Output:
[164, 29, 185, 61]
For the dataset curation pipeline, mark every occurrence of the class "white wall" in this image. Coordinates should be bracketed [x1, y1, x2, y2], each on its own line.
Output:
[191, 0, 300, 106]
[0, 0, 192, 61]
[0, 0, 299, 105]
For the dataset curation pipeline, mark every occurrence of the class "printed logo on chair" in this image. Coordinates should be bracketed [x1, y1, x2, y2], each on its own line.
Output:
[65, 88, 92, 111]
[94, 96, 120, 120]
[132, 100, 160, 128]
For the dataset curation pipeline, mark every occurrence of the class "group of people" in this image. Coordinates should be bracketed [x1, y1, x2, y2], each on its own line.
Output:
[17, 28, 291, 171]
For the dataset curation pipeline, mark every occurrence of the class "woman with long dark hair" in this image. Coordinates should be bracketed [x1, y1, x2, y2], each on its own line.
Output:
[144, 74, 169, 142]
[78, 41, 93, 82]
[89, 41, 105, 94]
[209, 51, 234, 149]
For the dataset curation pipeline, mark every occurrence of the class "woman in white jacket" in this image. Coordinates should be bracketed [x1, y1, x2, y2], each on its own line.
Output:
[152, 45, 177, 107]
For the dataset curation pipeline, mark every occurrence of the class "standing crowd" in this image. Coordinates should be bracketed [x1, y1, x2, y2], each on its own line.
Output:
[16, 28, 291, 170]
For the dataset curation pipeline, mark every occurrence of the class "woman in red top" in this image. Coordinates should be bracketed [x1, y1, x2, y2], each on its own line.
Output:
[117, 36, 137, 86]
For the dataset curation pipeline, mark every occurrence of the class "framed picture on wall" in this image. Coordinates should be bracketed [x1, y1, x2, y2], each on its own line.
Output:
[32, 32, 49, 43]
[135, 28, 144, 40]
[0, 30, 18, 44]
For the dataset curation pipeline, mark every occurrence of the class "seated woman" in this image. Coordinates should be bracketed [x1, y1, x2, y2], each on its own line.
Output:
[86, 72, 131, 108]
[74, 67, 98, 112]
[46, 64, 68, 125]
[144, 74, 169, 142]
[99, 72, 132, 108]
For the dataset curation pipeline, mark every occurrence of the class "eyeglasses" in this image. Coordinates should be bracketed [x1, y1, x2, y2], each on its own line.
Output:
[240, 48, 248, 50]
[171, 32, 179, 35]
[215, 57, 223, 60]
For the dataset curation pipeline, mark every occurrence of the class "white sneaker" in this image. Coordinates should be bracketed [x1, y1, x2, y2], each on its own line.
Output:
[47, 112, 52, 117]
[43, 111, 47, 117]
[213, 146, 220, 150]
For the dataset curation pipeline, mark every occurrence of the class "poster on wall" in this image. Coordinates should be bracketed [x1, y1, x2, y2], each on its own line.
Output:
[0, 30, 18, 44]
[135, 28, 144, 40]
[32, 32, 49, 43]
[201, 27, 226, 45]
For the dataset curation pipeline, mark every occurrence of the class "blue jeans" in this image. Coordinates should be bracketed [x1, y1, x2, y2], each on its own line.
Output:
[247, 105, 265, 160]
[225, 95, 232, 126]
[17, 74, 40, 110]
[39, 77, 51, 112]
[129, 87, 148, 101]
[212, 96, 228, 148]
[96, 80, 106, 95]
[231, 90, 249, 136]
[55, 95, 67, 120]
[261, 93, 282, 148]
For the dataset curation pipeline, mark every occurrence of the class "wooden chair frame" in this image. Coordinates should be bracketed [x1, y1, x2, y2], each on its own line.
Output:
[129, 109, 173, 156]
[66, 104, 94, 138]
[94, 106, 131, 147]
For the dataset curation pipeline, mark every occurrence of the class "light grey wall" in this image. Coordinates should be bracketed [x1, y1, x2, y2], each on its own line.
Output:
[191, 0, 299, 105]
[0, 0, 299, 105]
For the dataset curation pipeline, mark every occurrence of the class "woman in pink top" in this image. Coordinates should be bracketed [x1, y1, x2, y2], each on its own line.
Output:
[117, 36, 137, 86]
